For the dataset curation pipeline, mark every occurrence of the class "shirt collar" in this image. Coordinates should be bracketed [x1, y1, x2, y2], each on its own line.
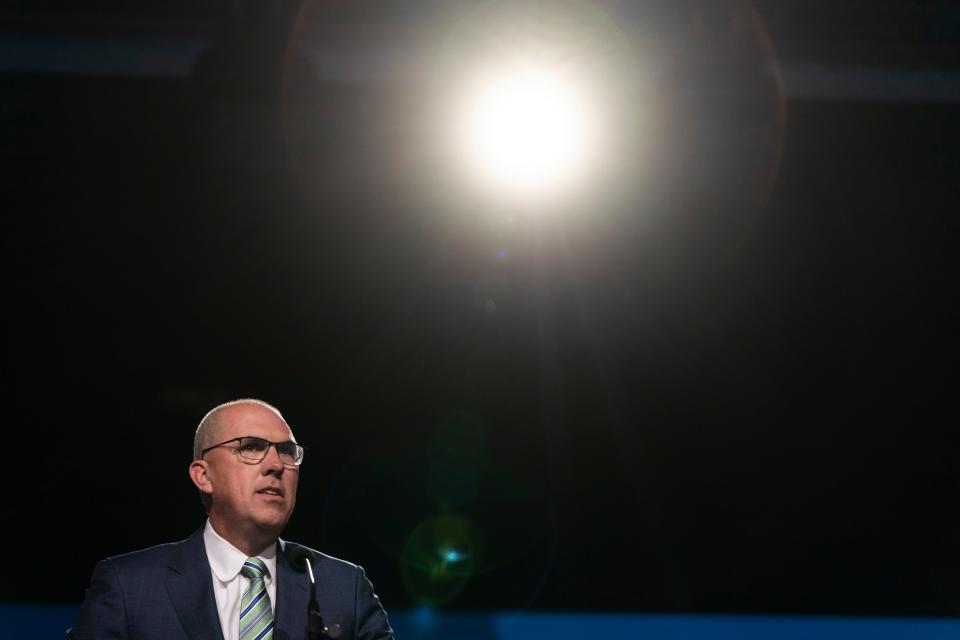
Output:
[203, 519, 278, 583]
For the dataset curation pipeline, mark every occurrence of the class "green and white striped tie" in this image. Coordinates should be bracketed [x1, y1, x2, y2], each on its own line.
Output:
[239, 558, 274, 640]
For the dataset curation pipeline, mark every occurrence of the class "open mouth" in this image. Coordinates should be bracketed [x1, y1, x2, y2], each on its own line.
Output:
[257, 488, 284, 497]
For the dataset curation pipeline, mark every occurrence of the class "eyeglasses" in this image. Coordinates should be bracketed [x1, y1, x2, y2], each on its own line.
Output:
[201, 436, 305, 467]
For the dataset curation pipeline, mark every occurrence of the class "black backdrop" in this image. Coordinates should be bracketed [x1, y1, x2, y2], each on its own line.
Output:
[3, 0, 959, 615]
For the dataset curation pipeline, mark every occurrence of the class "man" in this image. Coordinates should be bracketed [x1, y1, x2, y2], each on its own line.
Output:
[73, 399, 394, 640]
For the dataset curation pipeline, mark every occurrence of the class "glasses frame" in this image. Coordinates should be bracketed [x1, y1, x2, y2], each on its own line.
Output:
[201, 436, 305, 467]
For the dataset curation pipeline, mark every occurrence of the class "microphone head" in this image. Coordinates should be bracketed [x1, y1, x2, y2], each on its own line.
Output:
[285, 544, 316, 572]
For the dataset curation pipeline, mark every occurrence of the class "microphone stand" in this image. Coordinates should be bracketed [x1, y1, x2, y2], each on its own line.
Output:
[297, 549, 341, 639]
[303, 558, 325, 640]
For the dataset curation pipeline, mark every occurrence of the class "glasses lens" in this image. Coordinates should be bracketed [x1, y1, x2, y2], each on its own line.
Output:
[276, 442, 304, 466]
[237, 437, 270, 460]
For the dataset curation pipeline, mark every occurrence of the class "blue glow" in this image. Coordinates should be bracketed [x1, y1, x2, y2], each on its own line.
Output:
[410, 605, 436, 628]
[9, 604, 960, 640]
[441, 548, 464, 563]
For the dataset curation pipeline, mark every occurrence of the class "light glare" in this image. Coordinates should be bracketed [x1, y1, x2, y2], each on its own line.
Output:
[459, 64, 595, 200]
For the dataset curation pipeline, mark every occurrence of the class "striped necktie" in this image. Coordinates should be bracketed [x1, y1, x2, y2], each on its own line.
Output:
[239, 557, 274, 640]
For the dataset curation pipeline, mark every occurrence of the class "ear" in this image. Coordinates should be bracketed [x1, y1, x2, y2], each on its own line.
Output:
[189, 460, 214, 497]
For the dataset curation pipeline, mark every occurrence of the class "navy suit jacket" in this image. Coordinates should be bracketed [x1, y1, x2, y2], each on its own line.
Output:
[72, 528, 394, 640]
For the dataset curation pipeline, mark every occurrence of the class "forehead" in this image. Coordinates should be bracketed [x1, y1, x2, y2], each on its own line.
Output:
[216, 403, 293, 441]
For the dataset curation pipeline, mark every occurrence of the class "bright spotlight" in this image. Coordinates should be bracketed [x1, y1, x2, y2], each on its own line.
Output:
[457, 62, 598, 201]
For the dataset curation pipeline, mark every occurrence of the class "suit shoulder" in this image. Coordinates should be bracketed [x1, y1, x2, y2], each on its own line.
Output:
[282, 541, 360, 577]
[101, 539, 185, 572]
[316, 550, 360, 574]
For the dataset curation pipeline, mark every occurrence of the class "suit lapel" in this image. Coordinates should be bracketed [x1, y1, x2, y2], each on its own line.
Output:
[274, 539, 309, 640]
[166, 528, 226, 640]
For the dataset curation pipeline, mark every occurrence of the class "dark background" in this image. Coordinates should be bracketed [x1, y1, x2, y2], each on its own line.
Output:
[3, 0, 959, 616]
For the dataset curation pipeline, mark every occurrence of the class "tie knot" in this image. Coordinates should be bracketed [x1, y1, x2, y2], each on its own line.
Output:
[241, 557, 268, 580]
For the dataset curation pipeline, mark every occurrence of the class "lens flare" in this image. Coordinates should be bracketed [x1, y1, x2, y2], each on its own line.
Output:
[458, 62, 597, 200]
[401, 514, 479, 605]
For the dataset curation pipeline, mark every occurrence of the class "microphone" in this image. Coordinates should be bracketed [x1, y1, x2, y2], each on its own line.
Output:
[286, 544, 315, 573]
[284, 544, 342, 639]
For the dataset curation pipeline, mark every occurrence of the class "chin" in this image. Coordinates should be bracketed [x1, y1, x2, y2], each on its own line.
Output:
[254, 510, 291, 532]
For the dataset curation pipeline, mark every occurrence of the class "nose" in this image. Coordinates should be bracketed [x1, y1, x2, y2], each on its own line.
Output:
[262, 444, 285, 474]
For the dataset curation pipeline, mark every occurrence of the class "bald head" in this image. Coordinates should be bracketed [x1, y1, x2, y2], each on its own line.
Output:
[189, 398, 299, 553]
[193, 398, 286, 461]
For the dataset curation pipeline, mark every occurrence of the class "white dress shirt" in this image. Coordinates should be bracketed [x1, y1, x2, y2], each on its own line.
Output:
[203, 519, 278, 640]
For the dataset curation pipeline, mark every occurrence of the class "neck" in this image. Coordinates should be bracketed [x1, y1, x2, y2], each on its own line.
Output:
[208, 517, 278, 557]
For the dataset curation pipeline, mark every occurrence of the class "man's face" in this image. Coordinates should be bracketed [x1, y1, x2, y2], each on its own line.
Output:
[203, 403, 299, 544]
